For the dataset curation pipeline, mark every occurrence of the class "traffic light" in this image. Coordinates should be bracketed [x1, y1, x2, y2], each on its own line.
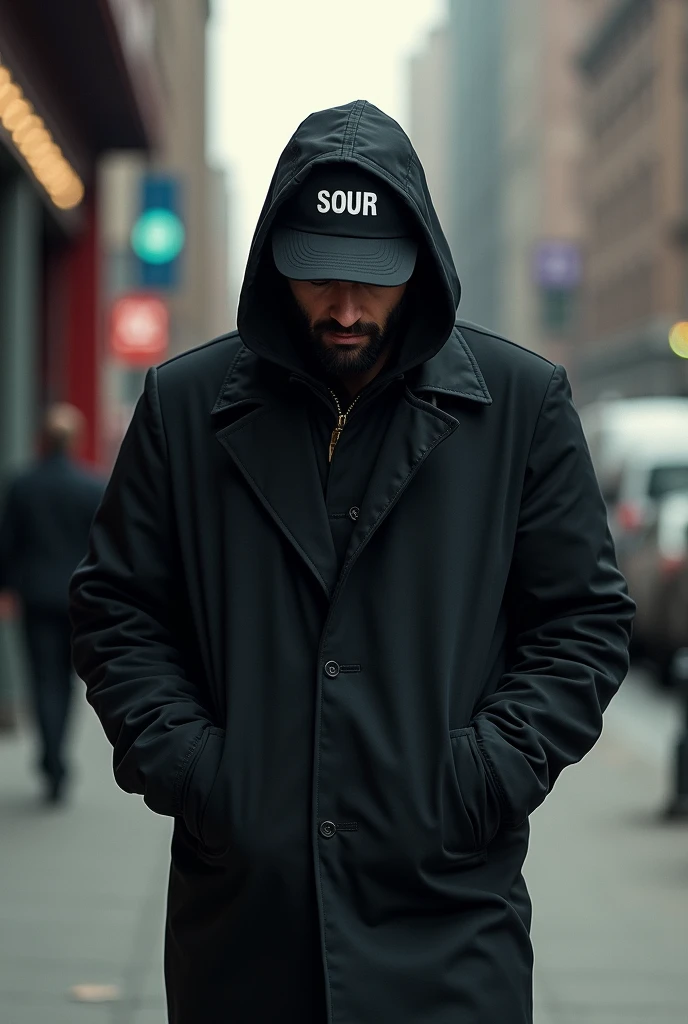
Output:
[131, 174, 185, 290]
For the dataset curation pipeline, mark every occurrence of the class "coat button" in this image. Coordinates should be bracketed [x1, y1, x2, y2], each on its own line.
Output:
[348, 506, 360, 521]
[324, 660, 340, 678]
[319, 820, 337, 838]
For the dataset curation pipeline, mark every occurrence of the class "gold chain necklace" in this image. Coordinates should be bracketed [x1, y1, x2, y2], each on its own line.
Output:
[328, 389, 362, 462]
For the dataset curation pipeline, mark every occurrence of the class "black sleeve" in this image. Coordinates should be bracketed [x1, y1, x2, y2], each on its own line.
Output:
[69, 367, 222, 835]
[470, 365, 635, 834]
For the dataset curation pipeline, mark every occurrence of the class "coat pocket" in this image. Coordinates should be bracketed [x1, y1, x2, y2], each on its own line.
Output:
[182, 726, 229, 853]
[446, 726, 502, 856]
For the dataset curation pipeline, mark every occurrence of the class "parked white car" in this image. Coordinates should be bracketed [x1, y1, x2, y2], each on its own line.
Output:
[611, 443, 688, 545]
[579, 397, 688, 505]
[622, 491, 688, 682]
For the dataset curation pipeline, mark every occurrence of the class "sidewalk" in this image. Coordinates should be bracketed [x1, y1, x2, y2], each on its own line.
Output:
[0, 693, 170, 1024]
[529, 671, 688, 1024]
[0, 671, 686, 1023]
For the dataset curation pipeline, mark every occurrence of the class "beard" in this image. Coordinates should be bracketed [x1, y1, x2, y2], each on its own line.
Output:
[287, 288, 409, 381]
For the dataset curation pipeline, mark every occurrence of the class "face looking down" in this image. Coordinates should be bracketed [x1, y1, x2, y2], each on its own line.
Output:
[287, 278, 408, 383]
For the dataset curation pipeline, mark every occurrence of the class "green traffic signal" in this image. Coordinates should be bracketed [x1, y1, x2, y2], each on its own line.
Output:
[131, 208, 185, 265]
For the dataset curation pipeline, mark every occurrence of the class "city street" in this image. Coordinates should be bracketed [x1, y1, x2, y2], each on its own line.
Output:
[0, 670, 686, 1024]
[2, 1, 688, 1022]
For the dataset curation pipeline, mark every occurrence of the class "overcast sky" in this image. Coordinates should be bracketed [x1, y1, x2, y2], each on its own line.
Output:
[207, 0, 447, 305]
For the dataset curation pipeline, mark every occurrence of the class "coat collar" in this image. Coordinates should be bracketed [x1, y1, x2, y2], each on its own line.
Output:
[210, 327, 491, 600]
[211, 324, 492, 415]
[211, 343, 273, 414]
[410, 326, 492, 406]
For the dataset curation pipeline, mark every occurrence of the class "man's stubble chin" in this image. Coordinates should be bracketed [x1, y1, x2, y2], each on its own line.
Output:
[312, 332, 389, 378]
[288, 292, 408, 381]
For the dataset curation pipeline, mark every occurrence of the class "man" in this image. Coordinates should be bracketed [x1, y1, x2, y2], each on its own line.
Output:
[70, 101, 634, 1024]
[0, 404, 104, 802]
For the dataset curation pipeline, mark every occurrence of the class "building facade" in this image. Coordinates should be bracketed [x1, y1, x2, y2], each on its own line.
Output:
[408, 25, 452, 232]
[446, 0, 505, 334]
[501, 0, 600, 368]
[98, 0, 232, 466]
[409, 0, 613, 375]
[0, 0, 162, 724]
[577, 0, 688, 402]
[0, 0, 161, 471]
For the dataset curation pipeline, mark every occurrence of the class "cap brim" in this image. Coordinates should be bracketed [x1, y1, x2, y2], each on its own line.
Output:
[272, 227, 418, 287]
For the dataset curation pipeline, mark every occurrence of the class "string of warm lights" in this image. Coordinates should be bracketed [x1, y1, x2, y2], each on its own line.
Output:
[0, 58, 84, 211]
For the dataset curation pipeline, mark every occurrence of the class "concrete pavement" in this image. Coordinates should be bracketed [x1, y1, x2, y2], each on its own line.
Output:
[0, 689, 170, 1024]
[528, 672, 688, 1023]
[0, 670, 686, 1023]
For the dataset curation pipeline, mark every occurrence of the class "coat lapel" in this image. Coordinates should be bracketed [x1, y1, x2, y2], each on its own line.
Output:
[340, 327, 493, 578]
[211, 328, 492, 599]
[212, 346, 338, 598]
[339, 391, 457, 575]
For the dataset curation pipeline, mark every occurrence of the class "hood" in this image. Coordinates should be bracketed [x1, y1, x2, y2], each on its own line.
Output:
[236, 99, 461, 383]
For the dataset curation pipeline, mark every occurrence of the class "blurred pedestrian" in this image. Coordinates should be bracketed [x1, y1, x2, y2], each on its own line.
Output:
[70, 101, 634, 1024]
[0, 404, 105, 803]
[0, 591, 19, 733]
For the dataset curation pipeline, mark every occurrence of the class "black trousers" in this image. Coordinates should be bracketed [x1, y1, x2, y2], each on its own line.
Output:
[22, 608, 74, 785]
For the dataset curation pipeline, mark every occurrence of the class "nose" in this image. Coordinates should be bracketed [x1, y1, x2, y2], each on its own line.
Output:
[328, 283, 364, 329]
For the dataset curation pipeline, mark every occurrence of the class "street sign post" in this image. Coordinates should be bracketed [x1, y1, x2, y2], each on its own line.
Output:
[131, 174, 185, 289]
[110, 294, 169, 365]
[533, 240, 582, 290]
[533, 240, 582, 334]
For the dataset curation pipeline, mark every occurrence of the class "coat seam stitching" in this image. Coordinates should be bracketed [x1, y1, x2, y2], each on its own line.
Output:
[453, 328, 492, 401]
[216, 404, 266, 438]
[214, 343, 250, 411]
[148, 367, 169, 463]
[521, 364, 560, 490]
[473, 727, 511, 823]
[156, 330, 238, 371]
[457, 321, 558, 367]
[405, 390, 457, 423]
[173, 727, 204, 817]
[416, 384, 489, 400]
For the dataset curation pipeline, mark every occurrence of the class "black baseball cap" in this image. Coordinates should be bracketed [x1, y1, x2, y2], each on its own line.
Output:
[272, 165, 418, 287]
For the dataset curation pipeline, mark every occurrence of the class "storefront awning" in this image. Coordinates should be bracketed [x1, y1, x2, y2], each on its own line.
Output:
[0, 0, 161, 162]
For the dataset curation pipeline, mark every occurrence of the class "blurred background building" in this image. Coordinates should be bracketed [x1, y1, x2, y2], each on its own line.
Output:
[0, 0, 160, 725]
[0, 0, 160, 483]
[99, 0, 232, 467]
[407, 0, 688, 714]
[0, 0, 231, 474]
[408, 0, 688, 393]
[1, 2, 687, 1018]
[408, 24, 452, 230]
[412, 0, 595, 362]
[0, 0, 231, 724]
[499, 0, 596, 366]
[577, 0, 688, 402]
[446, 0, 505, 338]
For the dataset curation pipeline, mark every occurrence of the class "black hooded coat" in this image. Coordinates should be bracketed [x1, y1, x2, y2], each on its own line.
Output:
[69, 101, 634, 1024]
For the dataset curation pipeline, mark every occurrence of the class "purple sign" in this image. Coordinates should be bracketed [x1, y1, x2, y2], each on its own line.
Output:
[533, 241, 582, 290]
